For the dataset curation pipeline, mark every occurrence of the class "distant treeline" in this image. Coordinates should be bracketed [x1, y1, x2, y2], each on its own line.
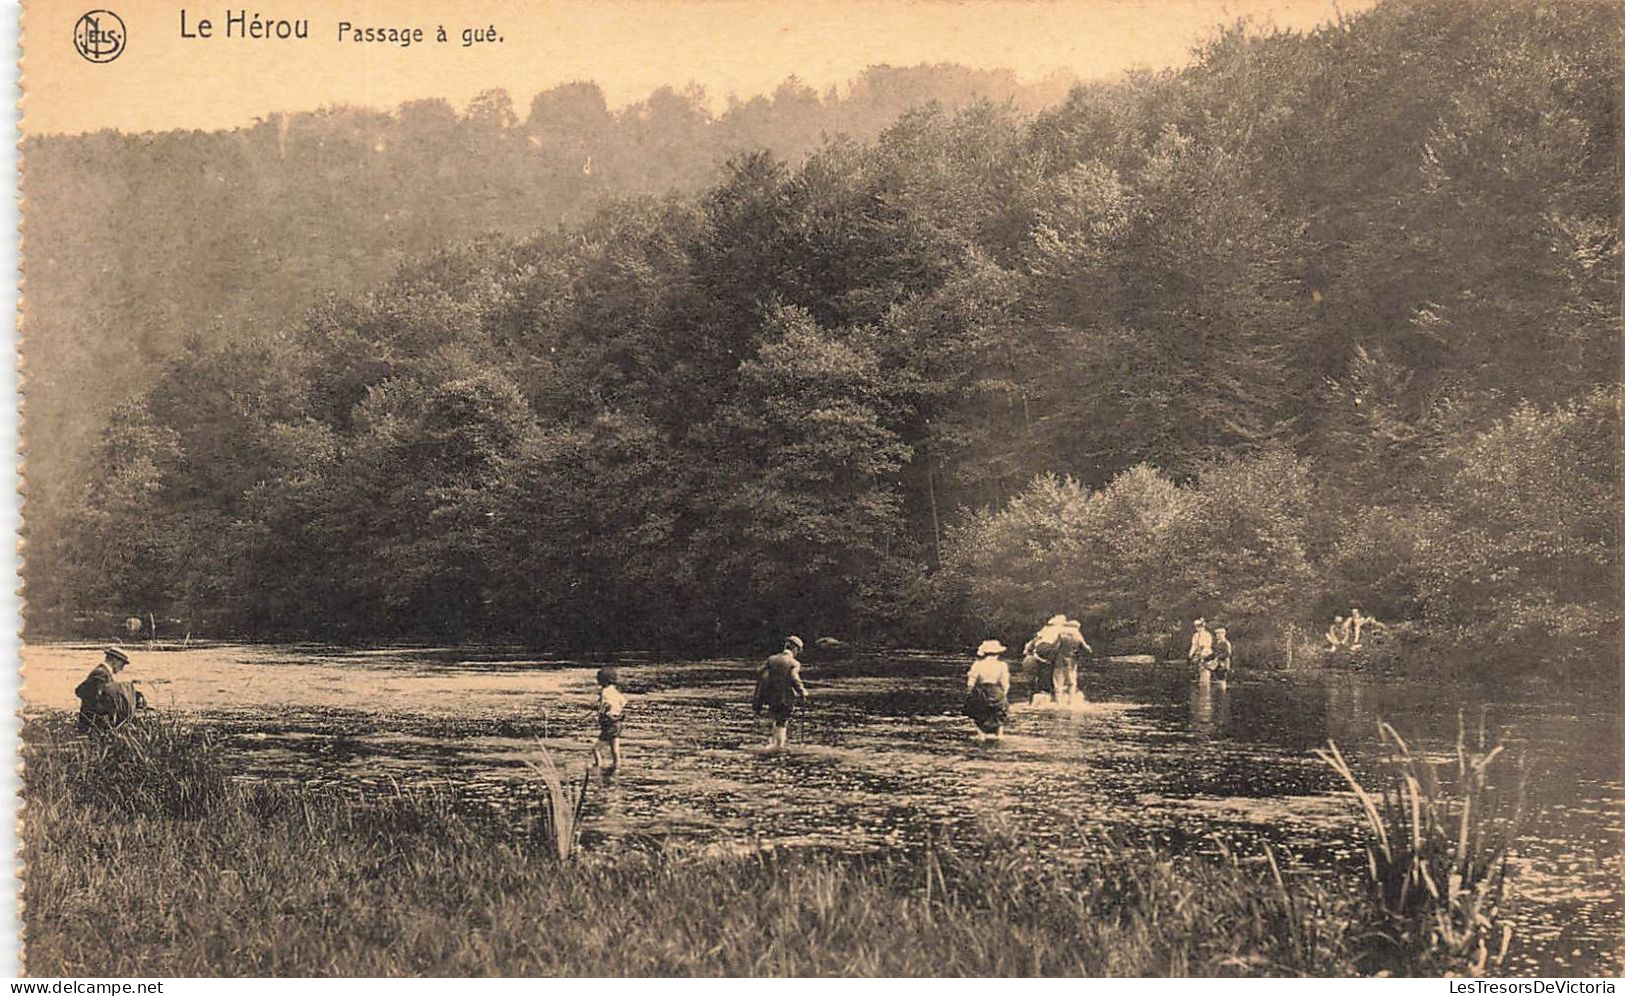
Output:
[28, 1, 1620, 675]
[21, 64, 1074, 511]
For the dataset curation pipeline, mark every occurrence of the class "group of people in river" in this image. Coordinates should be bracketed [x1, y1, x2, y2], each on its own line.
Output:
[1324, 608, 1380, 653]
[1186, 617, 1234, 684]
[73, 614, 1231, 764]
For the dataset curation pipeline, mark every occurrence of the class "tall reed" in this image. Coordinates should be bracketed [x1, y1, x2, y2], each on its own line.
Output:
[1316, 713, 1527, 975]
[520, 744, 590, 860]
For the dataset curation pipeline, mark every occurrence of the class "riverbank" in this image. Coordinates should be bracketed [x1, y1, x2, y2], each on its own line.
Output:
[23, 715, 1476, 977]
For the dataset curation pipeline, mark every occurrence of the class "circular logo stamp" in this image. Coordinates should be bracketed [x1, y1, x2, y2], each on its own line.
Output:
[74, 10, 126, 63]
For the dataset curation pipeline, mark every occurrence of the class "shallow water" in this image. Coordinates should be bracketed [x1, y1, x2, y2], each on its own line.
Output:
[22, 643, 1622, 974]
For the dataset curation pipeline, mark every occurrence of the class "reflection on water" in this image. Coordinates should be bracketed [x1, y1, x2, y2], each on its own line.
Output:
[21, 643, 1623, 974]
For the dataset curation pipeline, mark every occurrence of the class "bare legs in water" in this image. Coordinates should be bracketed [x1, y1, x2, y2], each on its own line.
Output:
[591, 734, 622, 774]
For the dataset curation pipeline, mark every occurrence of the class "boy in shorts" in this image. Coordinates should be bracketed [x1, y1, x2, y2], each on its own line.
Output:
[591, 666, 626, 774]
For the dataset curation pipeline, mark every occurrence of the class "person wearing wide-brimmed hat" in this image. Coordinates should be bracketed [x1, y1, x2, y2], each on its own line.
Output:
[754, 636, 808, 750]
[963, 639, 1011, 740]
[75, 646, 141, 732]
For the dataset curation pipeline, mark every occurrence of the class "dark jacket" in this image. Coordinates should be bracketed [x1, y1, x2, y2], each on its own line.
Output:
[75, 663, 140, 731]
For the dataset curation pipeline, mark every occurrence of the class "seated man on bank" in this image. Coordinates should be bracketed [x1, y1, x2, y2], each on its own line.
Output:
[75, 646, 144, 732]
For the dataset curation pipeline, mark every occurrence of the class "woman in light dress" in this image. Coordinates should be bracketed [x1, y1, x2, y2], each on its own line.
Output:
[963, 639, 1011, 740]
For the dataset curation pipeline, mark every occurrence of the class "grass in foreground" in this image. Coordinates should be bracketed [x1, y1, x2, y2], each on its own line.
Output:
[23, 714, 1486, 977]
[1318, 712, 1527, 976]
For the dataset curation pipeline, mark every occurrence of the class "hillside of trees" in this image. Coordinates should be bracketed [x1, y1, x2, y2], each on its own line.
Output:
[28, 0, 1620, 677]
[22, 65, 1076, 511]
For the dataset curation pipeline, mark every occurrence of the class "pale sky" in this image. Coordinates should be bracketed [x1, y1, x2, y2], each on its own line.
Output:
[23, 0, 1373, 136]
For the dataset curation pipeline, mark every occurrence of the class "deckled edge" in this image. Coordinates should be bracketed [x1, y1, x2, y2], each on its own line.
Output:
[10, 0, 25, 977]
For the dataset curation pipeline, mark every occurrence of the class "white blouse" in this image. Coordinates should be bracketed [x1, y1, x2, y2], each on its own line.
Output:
[966, 655, 1010, 690]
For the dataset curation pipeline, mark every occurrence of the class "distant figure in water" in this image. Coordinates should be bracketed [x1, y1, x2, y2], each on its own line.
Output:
[754, 636, 809, 750]
[591, 666, 626, 776]
[1052, 618, 1093, 705]
[1325, 615, 1349, 652]
[75, 647, 143, 732]
[1348, 608, 1372, 650]
[1188, 617, 1215, 682]
[1210, 628, 1233, 685]
[963, 639, 1010, 740]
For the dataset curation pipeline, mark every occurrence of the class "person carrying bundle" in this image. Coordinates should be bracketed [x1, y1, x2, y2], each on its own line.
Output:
[1022, 614, 1068, 703]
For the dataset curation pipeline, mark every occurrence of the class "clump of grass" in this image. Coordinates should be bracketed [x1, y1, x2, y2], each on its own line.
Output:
[1317, 713, 1527, 976]
[519, 744, 590, 860]
[25, 712, 233, 819]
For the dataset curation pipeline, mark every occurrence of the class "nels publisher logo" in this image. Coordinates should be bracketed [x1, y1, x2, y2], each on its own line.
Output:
[73, 9, 126, 63]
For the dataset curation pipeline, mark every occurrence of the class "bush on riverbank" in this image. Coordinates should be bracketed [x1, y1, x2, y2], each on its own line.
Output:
[946, 389, 1619, 677]
[17, 713, 1414, 977]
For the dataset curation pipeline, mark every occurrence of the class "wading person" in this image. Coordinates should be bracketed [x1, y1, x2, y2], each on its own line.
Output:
[1211, 627, 1233, 685]
[75, 646, 141, 732]
[1052, 618, 1093, 705]
[963, 639, 1011, 740]
[1188, 617, 1215, 682]
[1023, 614, 1068, 704]
[591, 666, 626, 776]
[753, 636, 808, 750]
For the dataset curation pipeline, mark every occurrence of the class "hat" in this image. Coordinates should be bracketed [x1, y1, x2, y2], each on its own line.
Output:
[104, 647, 130, 666]
[596, 666, 620, 686]
[1194, 617, 1206, 626]
[1047, 614, 1067, 626]
[977, 639, 1007, 656]
[785, 635, 804, 651]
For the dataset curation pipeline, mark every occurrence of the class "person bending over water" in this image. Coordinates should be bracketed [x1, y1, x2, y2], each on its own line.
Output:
[591, 666, 626, 776]
[963, 640, 1011, 740]
[754, 636, 809, 750]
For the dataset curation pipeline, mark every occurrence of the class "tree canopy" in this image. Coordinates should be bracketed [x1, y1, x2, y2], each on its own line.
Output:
[29, 1, 1621, 675]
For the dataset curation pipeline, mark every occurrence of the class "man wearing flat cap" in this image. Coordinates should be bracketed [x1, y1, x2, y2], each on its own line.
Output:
[75, 646, 143, 732]
[754, 636, 809, 750]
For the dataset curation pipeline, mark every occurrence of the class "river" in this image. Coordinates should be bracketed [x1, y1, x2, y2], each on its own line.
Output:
[21, 643, 1622, 975]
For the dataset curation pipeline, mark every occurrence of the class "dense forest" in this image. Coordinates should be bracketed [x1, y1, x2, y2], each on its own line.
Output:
[22, 64, 1074, 511]
[27, 0, 1620, 677]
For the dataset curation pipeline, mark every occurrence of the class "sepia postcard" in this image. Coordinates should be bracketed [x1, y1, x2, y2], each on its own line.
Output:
[12, 0, 1622, 978]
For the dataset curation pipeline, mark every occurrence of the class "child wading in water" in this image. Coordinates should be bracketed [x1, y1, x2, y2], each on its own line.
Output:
[754, 636, 809, 750]
[963, 639, 1011, 740]
[592, 666, 627, 775]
